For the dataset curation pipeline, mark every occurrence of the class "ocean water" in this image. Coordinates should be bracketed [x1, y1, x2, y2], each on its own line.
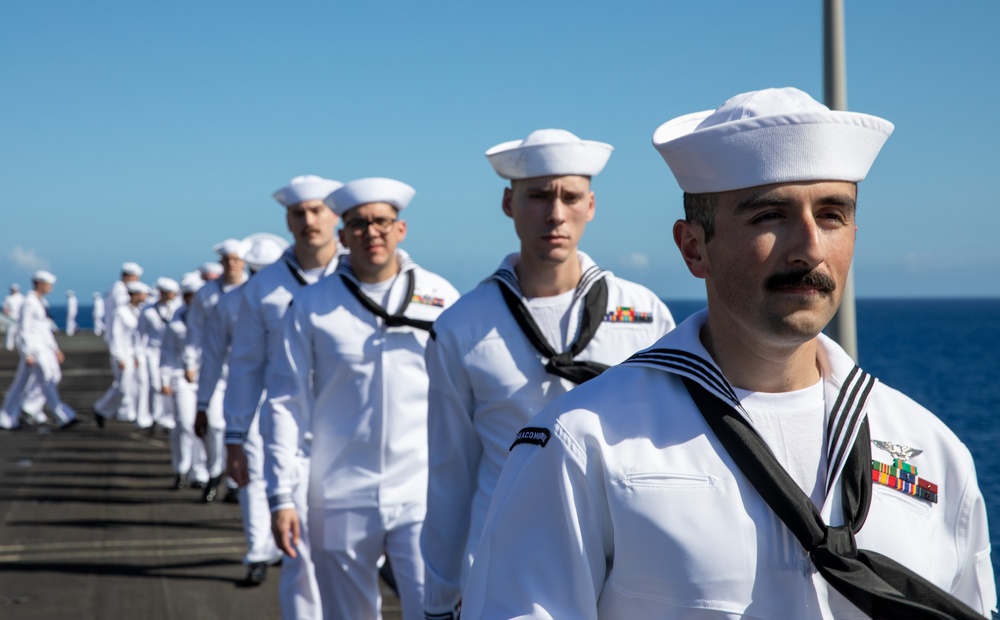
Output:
[50, 298, 1000, 590]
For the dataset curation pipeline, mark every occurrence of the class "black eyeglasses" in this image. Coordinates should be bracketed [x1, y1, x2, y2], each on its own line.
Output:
[342, 217, 398, 236]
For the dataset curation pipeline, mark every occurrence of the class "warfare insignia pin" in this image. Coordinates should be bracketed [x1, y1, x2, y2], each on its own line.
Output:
[871, 439, 938, 504]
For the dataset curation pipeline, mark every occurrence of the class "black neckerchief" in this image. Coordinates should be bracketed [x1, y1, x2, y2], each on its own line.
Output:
[339, 271, 433, 332]
[682, 375, 982, 620]
[497, 278, 609, 384]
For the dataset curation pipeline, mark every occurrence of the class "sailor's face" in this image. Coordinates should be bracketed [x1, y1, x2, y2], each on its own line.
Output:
[220, 253, 245, 279]
[503, 175, 594, 266]
[286, 199, 339, 251]
[679, 180, 857, 347]
[35, 281, 53, 295]
[159, 290, 177, 303]
[339, 202, 406, 282]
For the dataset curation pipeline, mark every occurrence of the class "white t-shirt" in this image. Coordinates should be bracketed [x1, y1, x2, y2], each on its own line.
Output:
[525, 289, 577, 353]
[302, 266, 325, 285]
[735, 378, 827, 508]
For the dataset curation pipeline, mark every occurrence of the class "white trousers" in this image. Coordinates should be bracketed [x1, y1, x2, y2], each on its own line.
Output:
[4, 327, 17, 351]
[279, 456, 323, 620]
[308, 502, 426, 620]
[19, 373, 48, 423]
[94, 358, 138, 422]
[0, 357, 76, 428]
[200, 379, 226, 478]
[168, 372, 208, 482]
[240, 415, 281, 564]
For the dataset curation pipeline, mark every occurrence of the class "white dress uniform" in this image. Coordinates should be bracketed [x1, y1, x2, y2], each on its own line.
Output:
[421, 251, 675, 616]
[138, 298, 179, 430]
[160, 303, 208, 485]
[224, 248, 339, 620]
[94, 302, 143, 422]
[0, 290, 77, 429]
[92, 294, 105, 337]
[268, 250, 458, 620]
[461, 310, 998, 619]
[185, 276, 246, 479]
[65, 292, 78, 336]
[4, 290, 25, 350]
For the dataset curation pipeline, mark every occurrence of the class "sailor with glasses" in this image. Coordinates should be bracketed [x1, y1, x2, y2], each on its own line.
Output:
[267, 177, 459, 620]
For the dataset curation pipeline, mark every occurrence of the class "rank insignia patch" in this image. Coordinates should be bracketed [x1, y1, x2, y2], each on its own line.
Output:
[605, 306, 653, 323]
[411, 293, 445, 307]
[510, 427, 551, 451]
[871, 439, 938, 504]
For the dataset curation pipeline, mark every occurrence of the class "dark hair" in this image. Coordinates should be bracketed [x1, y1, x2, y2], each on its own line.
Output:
[683, 192, 718, 243]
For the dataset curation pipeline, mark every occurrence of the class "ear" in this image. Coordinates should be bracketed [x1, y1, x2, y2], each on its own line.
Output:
[585, 191, 595, 223]
[395, 219, 408, 243]
[338, 228, 347, 246]
[673, 219, 709, 279]
[501, 187, 513, 219]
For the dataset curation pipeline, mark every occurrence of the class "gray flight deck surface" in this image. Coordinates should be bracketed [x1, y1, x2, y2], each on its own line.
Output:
[0, 332, 401, 619]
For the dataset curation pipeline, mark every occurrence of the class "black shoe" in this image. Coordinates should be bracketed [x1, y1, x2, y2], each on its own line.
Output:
[223, 487, 240, 504]
[201, 476, 222, 503]
[189, 479, 207, 490]
[172, 474, 188, 490]
[94, 411, 105, 429]
[239, 562, 267, 587]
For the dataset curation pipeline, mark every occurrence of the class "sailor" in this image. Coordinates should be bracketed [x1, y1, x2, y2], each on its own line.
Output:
[223, 175, 343, 618]
[65, 291, 78, 336]
[94, 281, 150, 427]
[137, 278, 182, 434]
[102, 262, 143, 340]
[0, 271, 77, 430]
[3, 283, 25, 350]
[189, 240, 249, 503]
[196, 232, 288, 583]
[160, 273, 210, 489]
[269, 177, 459, 620]
[421, 129, 675, 618]
[462, 88, 998, 619]
[92, 292, 105, 337]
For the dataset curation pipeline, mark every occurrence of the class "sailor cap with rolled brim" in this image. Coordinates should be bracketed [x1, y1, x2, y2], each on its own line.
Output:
[213, 238, 247, 259]
[32, 270, 56, 285]
[486, 129, 614, 181]
[156, 277, 180, 294]
[652, 87, 894, 194]
[180, 272, 204, 294]
[324, 178, 416, 217]
[273, 175, 344, 208]
[126, 281, 149, 295]
[122, 262, 143, 277]
[199, 262, 224, 277]
[243, 232, 290, 271]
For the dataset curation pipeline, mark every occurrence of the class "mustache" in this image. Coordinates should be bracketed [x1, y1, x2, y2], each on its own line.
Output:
[765, 269, 836, 293]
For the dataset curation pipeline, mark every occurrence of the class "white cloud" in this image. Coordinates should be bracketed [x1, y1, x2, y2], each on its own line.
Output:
[7, 246, 49, 272]
[618, 252, 651, 270]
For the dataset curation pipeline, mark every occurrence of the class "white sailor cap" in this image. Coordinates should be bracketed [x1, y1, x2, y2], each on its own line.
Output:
[243, 233, 290, 271]
[156, 277, 180, 294]
[92, 292, 101, 298]
[32, 270, 56, 284]
[10, 283, 19, 291]
[486, 129, 614, 181]
[180, 272, 204, 294]
[67, 290, 75, 296]
[126, 281, 149, 295]
[652, 87, 894, 194]
[324, 177, 416, 217]
[122, 262, 143, 276]
[273, 175, 345, 208]
[213, 238, 247, 259]
[199, 262, 224, 277]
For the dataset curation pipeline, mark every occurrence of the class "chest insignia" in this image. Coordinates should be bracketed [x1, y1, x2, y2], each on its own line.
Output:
[871, 440, 938, 503]
[411, 293, 445, 308]
[604, 306, 653, 323]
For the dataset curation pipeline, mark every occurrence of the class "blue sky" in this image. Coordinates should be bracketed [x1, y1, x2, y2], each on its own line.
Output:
[2, 1, 998, 302]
